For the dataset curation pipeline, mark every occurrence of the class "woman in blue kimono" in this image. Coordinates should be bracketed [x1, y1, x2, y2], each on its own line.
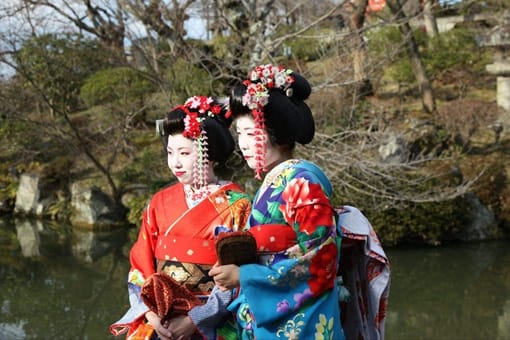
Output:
[210, 64, 346, 340]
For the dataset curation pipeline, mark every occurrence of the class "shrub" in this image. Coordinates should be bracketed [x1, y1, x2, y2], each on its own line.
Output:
[367, 26, 426, 84]
[162, 58, 219, 103]
[367, 26, 490, 85]
[117, 147, 167, 188]
[284, 28, 335, 62]
[436, 98, 498, 147]
[424, 27, 491, 82]
[468, 160, 510, 233]
[369, 197, 470, 246]
[80, 67, 155, 107]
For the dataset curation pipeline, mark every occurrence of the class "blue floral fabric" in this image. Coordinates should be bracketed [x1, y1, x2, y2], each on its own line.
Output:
[229, 159, 345, 340]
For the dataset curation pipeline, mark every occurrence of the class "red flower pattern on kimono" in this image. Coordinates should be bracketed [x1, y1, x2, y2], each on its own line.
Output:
[308, 242, 338, 296]
[279, 177, 333, 235]
[367, 258, 383, 282]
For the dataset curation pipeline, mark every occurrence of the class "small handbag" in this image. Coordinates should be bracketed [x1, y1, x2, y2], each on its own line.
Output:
[140, 272, 201, 323]
[215, 231, 258, 266]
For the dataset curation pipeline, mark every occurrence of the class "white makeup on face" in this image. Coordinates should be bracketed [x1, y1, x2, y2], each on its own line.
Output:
[235, 115, 284, 172]
[166, 134, 197, 185]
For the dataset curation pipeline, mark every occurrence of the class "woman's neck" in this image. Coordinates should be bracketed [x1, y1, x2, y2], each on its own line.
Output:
[263, 148, 292, 173]
[184, 179, 220, 203]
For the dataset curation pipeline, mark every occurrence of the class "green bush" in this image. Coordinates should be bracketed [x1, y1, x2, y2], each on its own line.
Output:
[117, 147, 167, 188]
[125, 193, 150, 226]
[119, 146, 170, 225]
[80, 67, 154, 107]
[163, 58, 218, 103]
[282, 28, 334, 62]
[367, 26, 424, 84]
[424, 27, 490, 78]
[208, 35, 232, 62]
[367, 26, 489, 85]
[369, 197, 470, 246]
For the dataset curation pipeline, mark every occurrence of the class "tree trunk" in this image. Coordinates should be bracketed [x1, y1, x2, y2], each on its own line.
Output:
[407, 28, 436, 113]
[387, 0, 436, 114]
[423, 0, 439, 37]
[347, 0, 373, 98]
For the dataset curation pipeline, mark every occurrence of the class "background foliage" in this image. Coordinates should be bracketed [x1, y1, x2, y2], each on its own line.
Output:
[0, 0, 508, 245]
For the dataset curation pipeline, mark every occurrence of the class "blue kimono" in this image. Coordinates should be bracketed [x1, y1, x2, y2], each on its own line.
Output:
[229, 159, 345, 340]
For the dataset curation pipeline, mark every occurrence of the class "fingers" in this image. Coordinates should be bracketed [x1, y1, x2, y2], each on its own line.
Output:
[155, 325, 173, 340]
[146, 312, 174, 339]
[208, 266, 221, 276]
[218, 285, 229, 291]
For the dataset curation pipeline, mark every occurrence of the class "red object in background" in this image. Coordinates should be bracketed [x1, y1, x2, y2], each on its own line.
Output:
[368, 0, 386, 12]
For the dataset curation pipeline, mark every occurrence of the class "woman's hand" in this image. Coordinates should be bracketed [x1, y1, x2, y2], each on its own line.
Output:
[167, 315, 196, 339]
[145, 311, 173, 340]
[208, 264, 240, 291]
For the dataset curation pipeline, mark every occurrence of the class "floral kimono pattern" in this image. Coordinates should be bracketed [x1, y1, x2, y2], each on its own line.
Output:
[110, 181, 251, 340]
[229, 159, 345, 340]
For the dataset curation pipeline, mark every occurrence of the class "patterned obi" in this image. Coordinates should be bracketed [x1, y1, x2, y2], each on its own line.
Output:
[156, 260, 214, 301]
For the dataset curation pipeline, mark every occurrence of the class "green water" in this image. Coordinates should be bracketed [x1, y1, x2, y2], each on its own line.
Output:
[1, 217, 509, 339]
[385, 242, 510, 340]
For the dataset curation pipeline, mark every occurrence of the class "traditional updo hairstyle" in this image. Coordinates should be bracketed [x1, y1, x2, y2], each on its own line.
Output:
[229, 65, 315, 178]
[229, 67, 315, 148]
[157, 96, 235, 188]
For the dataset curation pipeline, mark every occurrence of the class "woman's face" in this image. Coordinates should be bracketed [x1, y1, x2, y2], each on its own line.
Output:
[166, 134, 197, 185]
[235, 115, 283, 172]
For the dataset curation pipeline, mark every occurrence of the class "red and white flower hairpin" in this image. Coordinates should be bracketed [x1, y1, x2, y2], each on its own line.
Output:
[241, 65, 294, 179]
[180, 96, 224, 193]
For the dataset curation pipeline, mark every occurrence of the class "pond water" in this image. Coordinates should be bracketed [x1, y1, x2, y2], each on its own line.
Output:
[1, 217, 509, 339]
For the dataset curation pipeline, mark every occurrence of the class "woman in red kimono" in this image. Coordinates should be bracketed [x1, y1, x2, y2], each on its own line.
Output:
[110, 96, 251, 340]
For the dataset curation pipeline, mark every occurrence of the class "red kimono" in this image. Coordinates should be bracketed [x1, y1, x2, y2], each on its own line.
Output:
[110, 181, 250, 339]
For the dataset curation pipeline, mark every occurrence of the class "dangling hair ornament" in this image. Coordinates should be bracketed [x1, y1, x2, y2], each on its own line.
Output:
[241, 64, 294, 179]
[181, 96, 222, 197]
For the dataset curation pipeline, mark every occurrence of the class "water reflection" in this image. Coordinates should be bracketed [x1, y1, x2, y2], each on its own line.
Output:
[385, 241, 510, 340]
[0, 217, 131, 339]
[1, 217, 509, 339]
[14, 218, 71, 259]
[72, 226, 128, 263]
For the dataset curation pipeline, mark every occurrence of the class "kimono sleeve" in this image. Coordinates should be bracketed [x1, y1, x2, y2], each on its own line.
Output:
[129, 199, 159, 280]
[110, 199, 159, 336]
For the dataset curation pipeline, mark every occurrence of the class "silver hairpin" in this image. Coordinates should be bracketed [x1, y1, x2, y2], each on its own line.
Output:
[155, 119, 165, 136]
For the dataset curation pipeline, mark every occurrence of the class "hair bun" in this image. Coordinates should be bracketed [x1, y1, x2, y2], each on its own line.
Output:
[288, 72, 311, 100]
[264, 89, 315, 145]
[293, 100, 315, 144]
[212, 97, 234, 128]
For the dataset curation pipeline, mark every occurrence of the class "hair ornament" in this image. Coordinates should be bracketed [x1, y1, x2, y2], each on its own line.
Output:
[182, 109, 202, 139]
[193, 132, 209, 193]
[178, 96, 224, 192]
[185, 94, 221, 118]
[242, 65, 295, 179]
[156, 119, 165, 136]
[249, 64, 294, 91]
[242, 81, 269, 110]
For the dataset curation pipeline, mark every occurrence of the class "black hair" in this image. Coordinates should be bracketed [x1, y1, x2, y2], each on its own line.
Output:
[229, 71, 315, 146]
[159, 98, 235, 164]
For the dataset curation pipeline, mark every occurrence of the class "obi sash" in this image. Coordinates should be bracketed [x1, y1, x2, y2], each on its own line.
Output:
[249, 223, 297, 253]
